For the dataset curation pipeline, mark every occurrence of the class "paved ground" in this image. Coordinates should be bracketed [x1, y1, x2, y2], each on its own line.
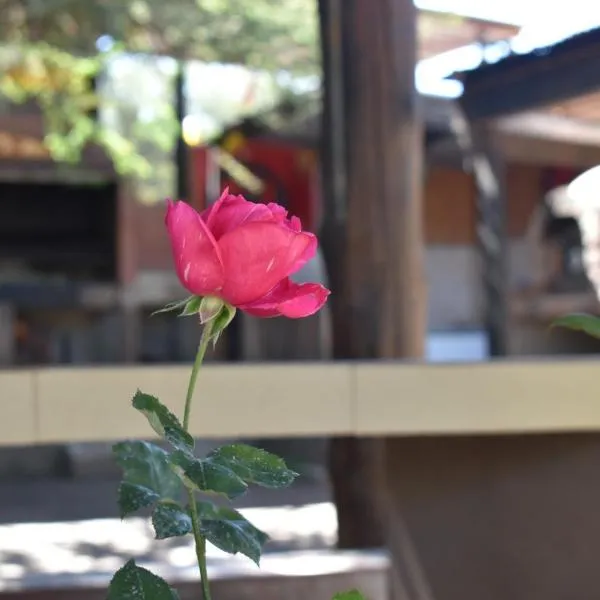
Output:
[0, 502, 340, 591]
[0, 475, 337, 592]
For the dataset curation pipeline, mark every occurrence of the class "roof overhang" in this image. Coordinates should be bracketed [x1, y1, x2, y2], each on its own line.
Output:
[453, 28, 600, 120]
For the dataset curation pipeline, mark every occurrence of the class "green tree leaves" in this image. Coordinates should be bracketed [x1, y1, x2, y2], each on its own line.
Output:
[0, 0, 319, 183]
[0, 0, 319, 74]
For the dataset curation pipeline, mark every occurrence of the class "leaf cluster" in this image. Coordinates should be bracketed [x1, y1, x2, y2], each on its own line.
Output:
[108, 389, 298, 598]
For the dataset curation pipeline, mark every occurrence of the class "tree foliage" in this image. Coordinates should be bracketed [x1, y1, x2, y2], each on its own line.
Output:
[0, 0, 319, 73]
[0, 0, 319, 183]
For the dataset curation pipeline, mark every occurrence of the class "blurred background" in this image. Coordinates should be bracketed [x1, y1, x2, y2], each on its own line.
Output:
[2, 1, 600, 599]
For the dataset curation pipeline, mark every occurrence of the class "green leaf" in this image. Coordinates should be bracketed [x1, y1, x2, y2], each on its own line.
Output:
[151, 297, 193, 316]
[552, 313, 600, 339]
[210, 303, 237, 347]
[152, 296, 204, 318]
[107, 559, 180, 600]
[195, 501, 269, 565]
[179, 296, 203, 317]
[113, 441, 181, 517]
[132, 390, 194, 452]
[117, 481, 159, 517]
[208, 444, 298, 489]
[152, 501, 193, 540]
[170, 450, 248, 499]
[332, 592, 367, 600]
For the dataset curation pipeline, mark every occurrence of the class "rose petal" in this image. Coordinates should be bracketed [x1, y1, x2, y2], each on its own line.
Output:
[288, 231, 316, 275]
[165, 199, 225, 296]
[202, 188, 273, 239]
[240, 279, 330, 318]
[200, 187, 231, 223]
[218, 222, 317, 305]
[266, 203, 302, 231]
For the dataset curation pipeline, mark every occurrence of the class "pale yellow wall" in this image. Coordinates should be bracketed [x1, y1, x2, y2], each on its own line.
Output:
[2, 359, 600, 446]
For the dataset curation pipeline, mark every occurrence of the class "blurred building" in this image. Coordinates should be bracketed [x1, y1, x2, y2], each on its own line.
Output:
[0, 10, 524, 368]
[192, 96, 600, 365]
[2, 82, 600, 369]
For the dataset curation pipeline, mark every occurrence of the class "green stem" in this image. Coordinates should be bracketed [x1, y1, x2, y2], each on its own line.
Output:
[183, 320, 214, 431]
[188, 487, 211, 600]
[182, 320, 215, 600]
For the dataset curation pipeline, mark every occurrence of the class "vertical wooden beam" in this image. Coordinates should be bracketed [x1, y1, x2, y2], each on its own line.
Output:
[451, 109, 509, 355]
[116, 182, 141, 363]
[175, 61, 189, 202]
[473, 125, 509, 356]
[319, 0, 349, 355]
[319, 0, 425, 356]
[319, 0, 381, 551]
[319, 0, 427, 559]
[0, 303, 15, 366]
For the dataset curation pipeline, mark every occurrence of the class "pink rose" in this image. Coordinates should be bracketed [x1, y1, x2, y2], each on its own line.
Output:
[165, 189, 330, 318]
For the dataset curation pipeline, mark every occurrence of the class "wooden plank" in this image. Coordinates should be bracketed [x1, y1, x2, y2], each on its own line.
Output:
[4, 360, 600, 445]
[0, 372, 36, 445]
[497, 111, 600, 147]
[355, 360, 600, 436]
[33, 363, 353, 444]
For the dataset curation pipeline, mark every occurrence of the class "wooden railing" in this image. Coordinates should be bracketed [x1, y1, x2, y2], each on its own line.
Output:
[2, 358, 600, 446]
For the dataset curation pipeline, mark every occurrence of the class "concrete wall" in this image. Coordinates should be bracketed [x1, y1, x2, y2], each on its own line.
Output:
[426, 239, 532, 331]
[386, 433, 600, 600]
[426, 240, 600, 356]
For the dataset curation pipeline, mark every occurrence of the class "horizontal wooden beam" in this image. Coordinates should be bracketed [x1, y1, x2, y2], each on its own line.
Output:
[496, 130, 600, 168]
[3, 359, 600, 446]
[496, 111, 600, 148]
[429, 113, 600, 169]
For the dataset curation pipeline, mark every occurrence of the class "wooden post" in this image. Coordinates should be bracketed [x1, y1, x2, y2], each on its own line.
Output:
[319, 0, 426, 554]
[116, 183, 141, 363]
[450, 109, 509, 356]
[175, 61, 189, 202]
[473, 124, 509, 356]
[0, 303, 15, 366]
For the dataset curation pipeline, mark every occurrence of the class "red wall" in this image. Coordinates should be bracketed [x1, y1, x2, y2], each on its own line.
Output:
[192, 139, 319, 232]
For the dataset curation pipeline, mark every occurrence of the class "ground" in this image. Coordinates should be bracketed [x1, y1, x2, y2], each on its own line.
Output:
[0, 473, 338, 592]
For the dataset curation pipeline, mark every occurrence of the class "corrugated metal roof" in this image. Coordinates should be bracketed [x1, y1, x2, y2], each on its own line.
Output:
[455, 26, 600, 126]
[454, 26, 600, 83]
